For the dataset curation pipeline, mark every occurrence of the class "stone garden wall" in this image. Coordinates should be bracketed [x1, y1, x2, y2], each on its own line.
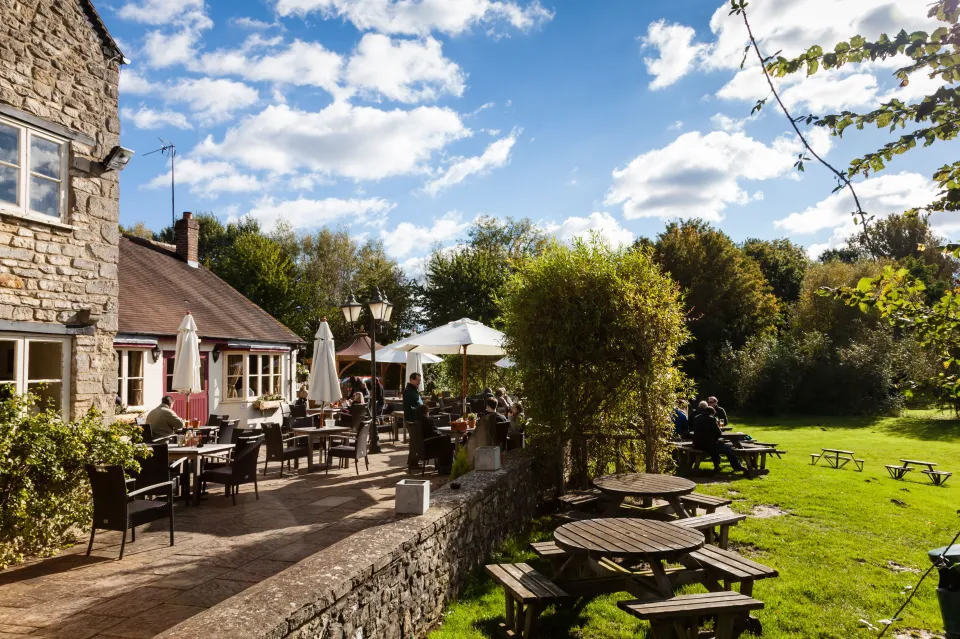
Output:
[158, 454, 538, 639]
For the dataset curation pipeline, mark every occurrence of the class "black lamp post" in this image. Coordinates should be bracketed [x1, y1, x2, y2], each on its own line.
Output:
[341, 289, 393, 454]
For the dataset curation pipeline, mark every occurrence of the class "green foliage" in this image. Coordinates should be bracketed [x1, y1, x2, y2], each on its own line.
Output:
[450, 445, 470, 480]
[651, 220, 780, 378]
[500, 236, 689, 492]
[421, 216, 547, 327]
[740, 238, 809, 304]
[790, 260, 885, 344]
[0, 391, 147, 568]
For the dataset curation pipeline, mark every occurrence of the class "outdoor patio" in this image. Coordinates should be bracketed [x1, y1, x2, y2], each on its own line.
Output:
[0, 439, 435, 639]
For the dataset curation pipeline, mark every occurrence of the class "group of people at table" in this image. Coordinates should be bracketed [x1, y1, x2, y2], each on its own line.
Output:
[672, 396, 747, 473]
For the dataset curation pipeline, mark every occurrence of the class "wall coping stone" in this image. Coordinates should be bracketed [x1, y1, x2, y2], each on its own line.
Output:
[157, 453, 534, 639]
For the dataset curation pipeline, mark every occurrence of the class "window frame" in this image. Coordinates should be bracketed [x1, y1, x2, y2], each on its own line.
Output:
[0, 334, 70, 417]
[116, 349, 146, 409]
[221, 351, 283, 402]
[0, 115, 69, 224]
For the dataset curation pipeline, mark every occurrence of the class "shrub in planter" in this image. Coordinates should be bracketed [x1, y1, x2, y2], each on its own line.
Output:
[0, 390, 148, 569]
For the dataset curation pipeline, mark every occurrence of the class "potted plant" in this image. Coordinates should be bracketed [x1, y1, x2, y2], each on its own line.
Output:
[253, 393, 284, 410]
[466, 413, 477, 429]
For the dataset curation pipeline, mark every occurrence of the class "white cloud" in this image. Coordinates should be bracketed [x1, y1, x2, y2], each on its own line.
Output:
[196, 40, 344, 94]
[345, 34, 465, 103]
[119, 69, 159, 95]
[146, 158, 261, 196]
[709, 113, 747, 133]
[667, 120, 684, 131]
[380, 211, 469, 258]
[169, 78, 259, 123]
[121, 106, 192, 130]
[717, 66, 881, 113]
[230, 16, 283, 30]
[244, 196, 396, 230]
[640, 20, 709, 90]
[422, 129, 518, 195]
[546, 212, 635, 247]
[605, 129, 830, 221]
[117, 0, 203, 24]
[275, 0, 553, 36]
[142, 28, 205, 68]
[776, 172, 938, 240]
[198, 102, 468, 180]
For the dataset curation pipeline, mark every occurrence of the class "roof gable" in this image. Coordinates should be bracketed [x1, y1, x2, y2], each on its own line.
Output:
[79, 0, 124, 61]
[118, 236, 304, 345]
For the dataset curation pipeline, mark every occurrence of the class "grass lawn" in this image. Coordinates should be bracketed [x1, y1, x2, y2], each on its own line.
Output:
[429, 411, 960, 639]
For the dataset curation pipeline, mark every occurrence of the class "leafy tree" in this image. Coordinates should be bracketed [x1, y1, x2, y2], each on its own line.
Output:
[790, 260, 885, 345]
[740, 238, 809, 304]
[818, 246, 864, 264]
[119, 221, 154, 240]
[651, 219, 780, 377]
[421, 216, 546, 328]
[500, 236, 689, 493]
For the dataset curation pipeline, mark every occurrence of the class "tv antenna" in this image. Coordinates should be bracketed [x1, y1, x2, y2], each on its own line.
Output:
[144, 139, 176, 228]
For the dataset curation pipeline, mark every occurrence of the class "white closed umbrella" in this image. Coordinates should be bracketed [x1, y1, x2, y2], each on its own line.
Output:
[308, 319, 342, 413]
[172, 312, 202, 423]
[495, 357, 515, 368]
[406, 351, 426, 382]
[398, 318, 506, 416]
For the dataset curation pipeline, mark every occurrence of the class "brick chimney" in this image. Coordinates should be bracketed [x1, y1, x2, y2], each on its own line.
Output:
[174, 212, 200, 267]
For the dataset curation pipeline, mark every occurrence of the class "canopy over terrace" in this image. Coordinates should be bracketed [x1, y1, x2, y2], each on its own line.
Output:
[336, 333, 384, 377]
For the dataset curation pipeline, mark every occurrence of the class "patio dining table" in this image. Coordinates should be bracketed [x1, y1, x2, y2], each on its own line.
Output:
[553, 518, 705, 597]
[167, 443, 234, 506]
[293, 426, 352, 472]
[593, 472, 697, 517]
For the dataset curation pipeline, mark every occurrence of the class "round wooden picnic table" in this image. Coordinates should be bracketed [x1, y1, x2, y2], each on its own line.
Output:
[554, 518, 704, 596]
[593, 472, 696, 517]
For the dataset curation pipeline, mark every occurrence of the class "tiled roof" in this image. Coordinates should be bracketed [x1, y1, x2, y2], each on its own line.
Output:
[118, 236, 304, 345]
[79, 0, 124, 60]
[336, 334, 383, 359]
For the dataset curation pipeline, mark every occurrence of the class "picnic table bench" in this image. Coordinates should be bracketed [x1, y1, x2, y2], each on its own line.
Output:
[674, 443, 776, 478]
[811, 448, 864, 471]
[485, 563, 568, 638]
[681, 545, 778, 597]
[888, 459, 952, 485]
[618, 591, 764, 639]
[679, 493, 732, 516]
[674, 512, 746, 549]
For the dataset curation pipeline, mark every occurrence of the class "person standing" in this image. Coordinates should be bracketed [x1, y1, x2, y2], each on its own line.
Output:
[144, 396, 184, 440]
[403, 373, 423, 470]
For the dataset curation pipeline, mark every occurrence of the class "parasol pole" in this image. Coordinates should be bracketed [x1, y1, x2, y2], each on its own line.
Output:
[462, 344, 468, 418]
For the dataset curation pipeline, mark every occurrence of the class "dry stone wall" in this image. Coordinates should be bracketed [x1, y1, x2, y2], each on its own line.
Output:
[0, 0, 122, 417]
[157, 455, 538, 639]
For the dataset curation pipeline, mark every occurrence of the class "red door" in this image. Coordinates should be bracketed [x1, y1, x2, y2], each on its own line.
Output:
[163, 351, 209, 424]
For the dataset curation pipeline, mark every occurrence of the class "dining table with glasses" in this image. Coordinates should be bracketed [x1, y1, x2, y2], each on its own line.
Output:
[167, 443, 234, 506]
[552, 517, 706, 597]
[593, 472, 697, 517]
[292, 425, 352, 472]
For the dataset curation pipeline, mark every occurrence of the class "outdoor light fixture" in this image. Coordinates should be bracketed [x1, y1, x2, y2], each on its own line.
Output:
[102, 146, 135, 172]
[340, 293, 363, 325]
[211, 343, 221, 363]
[151, 344, 162, 363]
[368, 289, 387, 323]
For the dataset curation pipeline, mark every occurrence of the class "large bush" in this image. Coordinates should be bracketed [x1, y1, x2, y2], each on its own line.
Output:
[0, 391, 147, 568]
[500, 237, 689, 493]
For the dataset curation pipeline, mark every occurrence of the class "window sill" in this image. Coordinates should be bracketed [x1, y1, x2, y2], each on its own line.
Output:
[0, 209, 76, 231]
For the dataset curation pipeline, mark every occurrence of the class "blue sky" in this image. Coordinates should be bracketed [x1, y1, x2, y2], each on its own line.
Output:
[105, 0, 949, 273]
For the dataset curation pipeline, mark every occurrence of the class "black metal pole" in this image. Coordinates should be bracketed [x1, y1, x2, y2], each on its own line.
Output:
[369, 314, 381, 454]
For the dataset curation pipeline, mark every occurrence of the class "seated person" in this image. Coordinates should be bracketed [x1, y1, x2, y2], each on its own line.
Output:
[707, 396, 728, 424]
[691, 402, 745, 473]
[415, 404, 453, 473]
[495, 388, 512, 410]
[672, 401, 689, 439]
[144, 395, 184, 440]
[508, 402, 525, 432]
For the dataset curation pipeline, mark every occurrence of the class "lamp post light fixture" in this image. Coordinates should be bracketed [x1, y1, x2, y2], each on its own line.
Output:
[341, 288, 394, 454]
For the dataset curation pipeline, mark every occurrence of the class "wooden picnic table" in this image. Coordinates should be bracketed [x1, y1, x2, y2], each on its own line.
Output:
[813, 448, 863, 471]
[593, 473, 696, 517]
[168, 443, 234, 505]
[553, 518, 704, 597]
[900, 459, 937, 470]
[292, 426, 351, 472]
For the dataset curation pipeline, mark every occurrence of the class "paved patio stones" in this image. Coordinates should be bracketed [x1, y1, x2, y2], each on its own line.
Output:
[0, 440, 444, 638]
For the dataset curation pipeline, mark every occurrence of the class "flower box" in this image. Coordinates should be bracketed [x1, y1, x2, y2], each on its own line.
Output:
[253, 399, 282, 411]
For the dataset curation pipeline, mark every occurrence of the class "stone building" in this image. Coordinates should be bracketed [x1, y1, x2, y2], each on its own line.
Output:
[0, 0, 126, 418]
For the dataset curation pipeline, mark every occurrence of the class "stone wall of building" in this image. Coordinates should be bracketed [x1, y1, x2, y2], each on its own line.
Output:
[157, 455, 539, 639]
[0, 0, 122, 417]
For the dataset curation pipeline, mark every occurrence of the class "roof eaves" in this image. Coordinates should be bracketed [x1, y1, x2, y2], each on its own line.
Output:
[80, 0, 124, 62]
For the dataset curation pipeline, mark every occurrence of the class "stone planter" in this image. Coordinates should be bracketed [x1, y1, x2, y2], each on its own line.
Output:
[114, 413, 142, 424]
[475, 446, 501, 471]
[253, 399, 282, 411]
[395, 479, 430, 515]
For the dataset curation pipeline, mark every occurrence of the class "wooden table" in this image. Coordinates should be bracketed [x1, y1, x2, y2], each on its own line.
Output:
[816, 448, 858, 469]
[721, 432, 750, 445]
[900, 459, 937, 471]
[438, 426, 475, 438]
[593, 473, 696, 517]
[168, 443, 234, 505]
[293, 426, 351, 472]
[553, 518, 704, 597]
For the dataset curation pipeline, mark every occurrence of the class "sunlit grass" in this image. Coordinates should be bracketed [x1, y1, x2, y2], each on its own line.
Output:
[429, 411, 960, 638]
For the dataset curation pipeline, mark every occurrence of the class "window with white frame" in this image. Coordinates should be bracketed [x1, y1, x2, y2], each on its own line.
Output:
[0, 116, 69, 222]
[223, 352, 282, 400]
[116, 350, 145, 408]
[0, 335, 69, 414]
